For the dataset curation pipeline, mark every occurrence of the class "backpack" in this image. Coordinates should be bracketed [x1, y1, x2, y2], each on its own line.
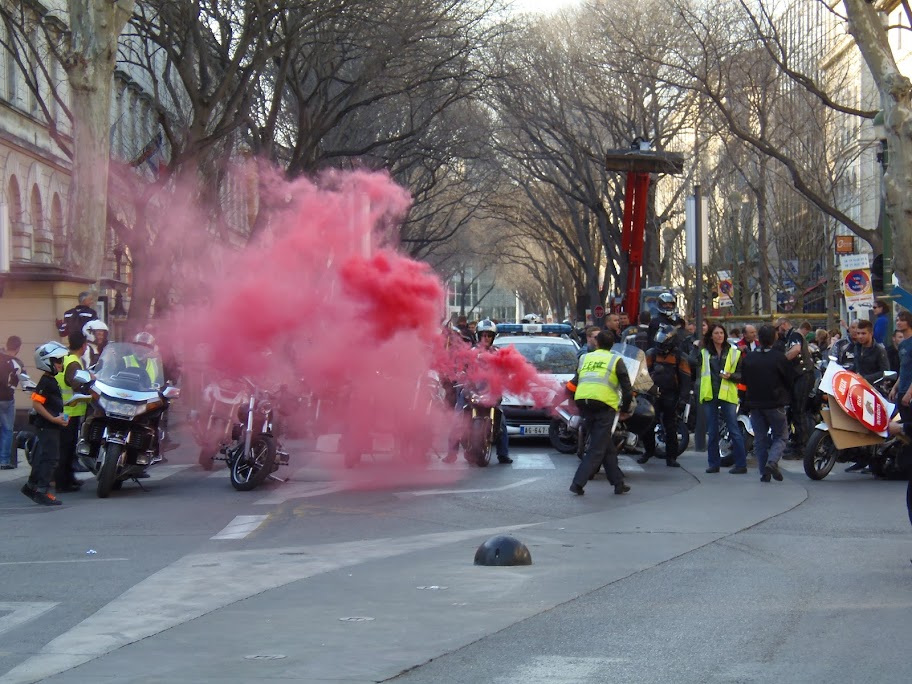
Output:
[0, 353, 17, 401]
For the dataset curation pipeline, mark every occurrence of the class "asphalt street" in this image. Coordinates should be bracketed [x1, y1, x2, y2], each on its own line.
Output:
[0, 425, 909, 684]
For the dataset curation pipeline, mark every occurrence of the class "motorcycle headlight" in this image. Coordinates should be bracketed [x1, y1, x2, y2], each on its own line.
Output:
[98, 396, 145, 418]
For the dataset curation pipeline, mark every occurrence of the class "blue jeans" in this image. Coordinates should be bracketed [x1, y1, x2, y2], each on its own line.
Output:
[704, 399, 745, 468]
[750, 407, 789, 475]
[0, 399, 14, 466]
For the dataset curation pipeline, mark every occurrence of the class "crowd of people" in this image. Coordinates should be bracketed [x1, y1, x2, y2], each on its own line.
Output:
[562, 292, 912, 494]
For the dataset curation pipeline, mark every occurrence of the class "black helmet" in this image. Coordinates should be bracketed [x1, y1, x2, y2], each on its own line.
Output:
[658, 291, 676, 314]
[655, 323, 678, 352]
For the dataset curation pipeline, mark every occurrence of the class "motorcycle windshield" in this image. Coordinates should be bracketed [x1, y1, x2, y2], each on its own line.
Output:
[94, 343, 165, 392]
[610, 343, 654, 393]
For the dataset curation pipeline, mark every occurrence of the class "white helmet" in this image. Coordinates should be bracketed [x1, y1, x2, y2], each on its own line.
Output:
[521, 313, 542, 324]
[133, 331, 156, 349]
[476, 319, 498, 336]
[83, 319, 109, 344]
[34, 341, 68, 372]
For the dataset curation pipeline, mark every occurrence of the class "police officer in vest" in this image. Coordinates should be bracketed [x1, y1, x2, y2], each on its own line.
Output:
[640, 324, 692, 467]
[774, 317, 814, 458]
[123, 332, 164, 387]
[568, 330, 633, 496]
[54, 331, 91, 492]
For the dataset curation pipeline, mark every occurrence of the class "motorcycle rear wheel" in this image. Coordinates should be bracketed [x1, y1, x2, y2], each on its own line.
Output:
[230, 434, 276, 491]
[96, 443, 122, 498]
[548, 418, 578, 454]
[803, 429, 838, 480]
[468, 417, 493, 467]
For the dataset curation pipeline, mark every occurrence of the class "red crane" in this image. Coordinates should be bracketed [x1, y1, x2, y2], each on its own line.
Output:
[605, 142, 684, 324]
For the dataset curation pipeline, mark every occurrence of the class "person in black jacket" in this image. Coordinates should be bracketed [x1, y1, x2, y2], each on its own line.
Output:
[774, 317, 815, 457]
[640, 324, 692, 467]
[57, 292, 98, 338]
[742, 324, 795, 483]
[844, 319, 889, 383]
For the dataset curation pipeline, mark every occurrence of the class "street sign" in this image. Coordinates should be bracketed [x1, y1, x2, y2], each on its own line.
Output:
[835, 235, 855, 254]
[593, 305, 605, 319]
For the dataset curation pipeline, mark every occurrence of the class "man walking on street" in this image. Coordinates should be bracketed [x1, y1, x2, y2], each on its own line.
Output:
[568, 331, 633, 496]
[742, 325, 794, 483]
[1, 336, 24, 470]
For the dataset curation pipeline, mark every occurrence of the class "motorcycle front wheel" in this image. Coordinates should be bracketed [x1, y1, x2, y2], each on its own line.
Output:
[96, 443, 122, 498]
[230, 434, 276, 491]
[803, 429, 838, 480]
[548, 419, 578, 454]
[468, 417, 493, 467]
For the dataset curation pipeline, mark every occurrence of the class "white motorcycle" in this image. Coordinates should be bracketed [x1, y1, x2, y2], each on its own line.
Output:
[72, 342, 180, 498]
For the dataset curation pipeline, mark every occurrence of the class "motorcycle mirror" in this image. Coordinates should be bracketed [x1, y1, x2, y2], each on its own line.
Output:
[73, 369, 92, 384]
[162, 386, 181, 400]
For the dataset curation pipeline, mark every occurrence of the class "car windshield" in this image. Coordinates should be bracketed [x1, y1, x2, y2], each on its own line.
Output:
[94, 342, 164, 392]
[498, 341, 578, 374]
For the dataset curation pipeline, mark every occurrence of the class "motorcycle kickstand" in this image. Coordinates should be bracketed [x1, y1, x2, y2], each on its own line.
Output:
[131, 477, 150, 492]
[267, 473, 288, 483]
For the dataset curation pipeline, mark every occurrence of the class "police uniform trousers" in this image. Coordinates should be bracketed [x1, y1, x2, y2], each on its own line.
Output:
[572, 399, 625, 488]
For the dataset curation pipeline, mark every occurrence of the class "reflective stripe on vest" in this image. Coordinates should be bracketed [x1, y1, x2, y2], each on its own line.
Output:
[574, 349, 622, 409]
[124, 355, 162, 386]
[56, 353, 87, 417]
[699, 347, 740, 404]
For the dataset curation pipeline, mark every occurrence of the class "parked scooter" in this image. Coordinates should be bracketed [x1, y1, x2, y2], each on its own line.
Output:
[803, 367, 908, 480]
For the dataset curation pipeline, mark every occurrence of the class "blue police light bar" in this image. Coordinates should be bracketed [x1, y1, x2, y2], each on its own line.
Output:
[497, 323, 574, 336]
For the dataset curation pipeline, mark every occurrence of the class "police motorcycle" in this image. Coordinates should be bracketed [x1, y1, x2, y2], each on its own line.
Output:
[575, 343, 657, 458]
[803, 361, 908, 481]
[71, 342, 180, 498]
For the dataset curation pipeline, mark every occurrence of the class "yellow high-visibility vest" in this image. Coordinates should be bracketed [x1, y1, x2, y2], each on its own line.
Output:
[700, 347, 740, 404]
[574, 349, 622, 409]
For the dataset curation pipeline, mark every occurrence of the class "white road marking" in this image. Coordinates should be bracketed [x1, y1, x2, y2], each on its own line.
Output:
[210, 515, 269, 540]
[254, 483, 345, 505]
[145, 464, 192, 481]
[0, 524, 535, 684]
[511, 453, 555, 469]
[618, 456, 645, 473]
[493, 655, 628, 683]
[0, 559, 129, 566]
[0, 602, 58, 637]
[396, 476, 541, 497]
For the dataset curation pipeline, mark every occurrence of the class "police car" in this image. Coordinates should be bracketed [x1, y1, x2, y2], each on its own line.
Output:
[493, 323, 580, 439]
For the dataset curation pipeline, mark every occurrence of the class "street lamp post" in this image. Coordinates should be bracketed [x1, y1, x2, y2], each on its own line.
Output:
[872, 110, 892, 334]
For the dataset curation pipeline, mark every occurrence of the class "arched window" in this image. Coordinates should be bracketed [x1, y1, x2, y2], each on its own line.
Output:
[51, 193, 65, 264]
[8, 176, 30, 262]
[31, 184, 52, 263]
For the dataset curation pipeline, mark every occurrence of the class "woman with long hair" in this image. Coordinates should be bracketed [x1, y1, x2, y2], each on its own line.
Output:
[696, 321, 747, 474]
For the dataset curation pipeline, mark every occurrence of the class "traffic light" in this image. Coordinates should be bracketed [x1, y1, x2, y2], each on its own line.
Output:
[872, 253, 884, 293]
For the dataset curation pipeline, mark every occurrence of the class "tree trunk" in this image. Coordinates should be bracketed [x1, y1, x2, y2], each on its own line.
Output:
[63, 0, 134, 280]
[843, 0, 912, 291]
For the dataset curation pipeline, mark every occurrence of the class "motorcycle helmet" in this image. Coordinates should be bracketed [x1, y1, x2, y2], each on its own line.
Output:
[34, 341, 68, 372]
[133, 331, 156, 349]
[83, 319, 109, 344]
[522, 313, 542, 324]
[654, 323, 678, 353]
[657, 291, 676, 315]
[476, 319, 498, 338]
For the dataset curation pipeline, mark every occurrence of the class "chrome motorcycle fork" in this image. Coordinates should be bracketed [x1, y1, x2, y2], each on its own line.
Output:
[243, 394, 256, 454]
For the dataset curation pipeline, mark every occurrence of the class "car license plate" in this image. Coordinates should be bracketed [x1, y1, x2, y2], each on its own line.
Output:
[520, 425, 548, 436]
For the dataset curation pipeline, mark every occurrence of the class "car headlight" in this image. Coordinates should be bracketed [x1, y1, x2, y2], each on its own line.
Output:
[99, 396, 145, 418]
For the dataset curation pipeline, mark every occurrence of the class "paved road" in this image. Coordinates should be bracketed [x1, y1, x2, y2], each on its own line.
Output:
[0, 430, 909, 683]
